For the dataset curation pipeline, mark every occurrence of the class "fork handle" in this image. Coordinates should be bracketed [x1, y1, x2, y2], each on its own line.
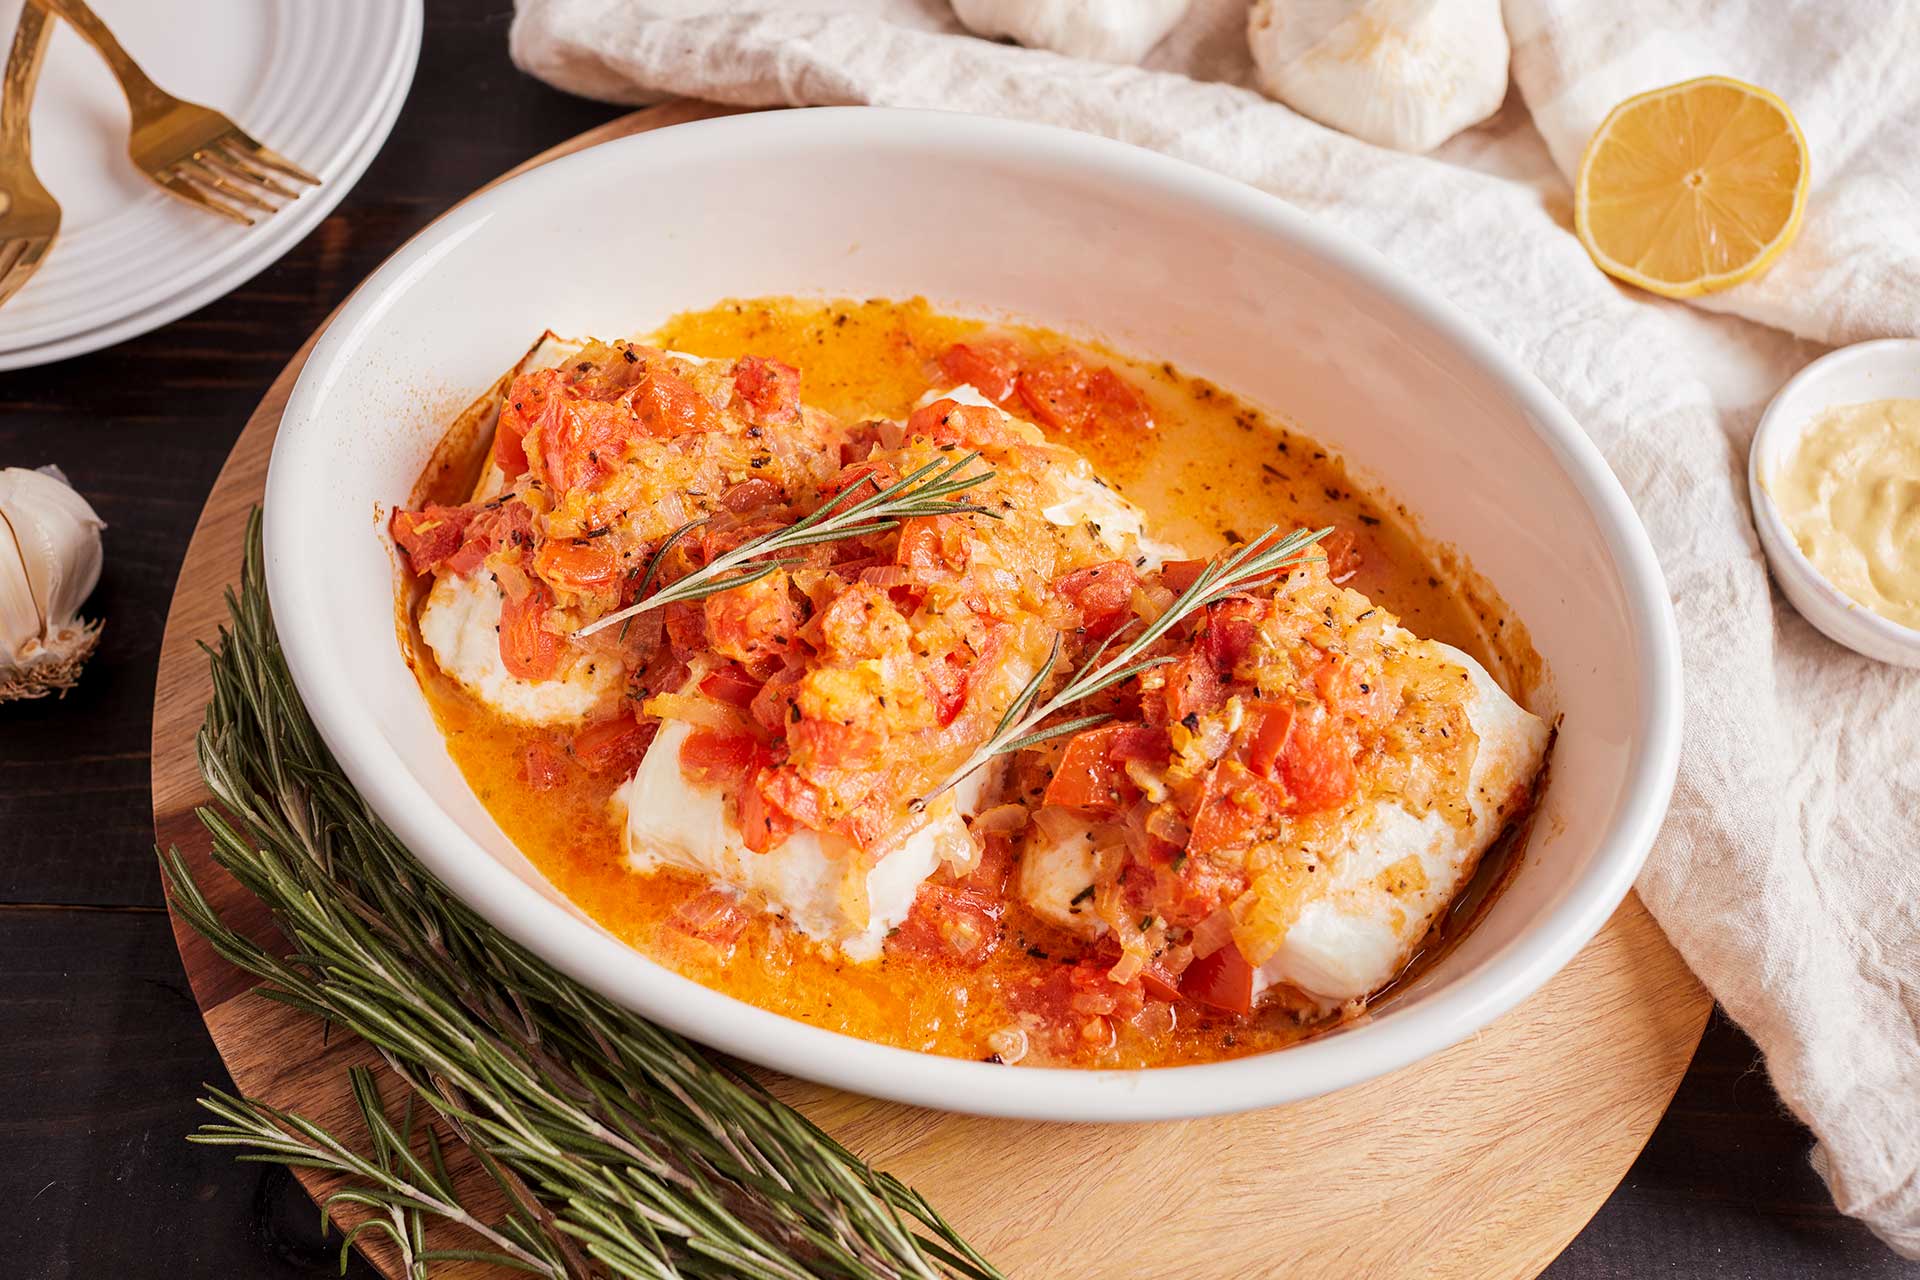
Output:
[1, 2, 54, 158]
[30, 0, 171, 117]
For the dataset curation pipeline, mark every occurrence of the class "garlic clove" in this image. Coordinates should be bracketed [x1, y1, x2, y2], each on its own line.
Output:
[1248, 0, 1511, 155]
[0, 465, 106, 702]
[0, 517, 39, 657]
[950, 0, 1192, 66]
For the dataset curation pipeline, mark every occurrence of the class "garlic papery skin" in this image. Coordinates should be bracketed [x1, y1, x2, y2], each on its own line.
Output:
[951, 0, 1192, 65]
[0, 465, 105, 702]
[1248, 0, 1510, 154]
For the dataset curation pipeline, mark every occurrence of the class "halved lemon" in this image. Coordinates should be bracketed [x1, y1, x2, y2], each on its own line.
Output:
[1575, 75, 1809, 299]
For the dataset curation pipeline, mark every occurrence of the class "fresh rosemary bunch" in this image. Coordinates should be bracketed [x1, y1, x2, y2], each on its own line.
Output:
[924, 525, 1332, 800]
[576, 450, 996, 640]
[163, 512, 1002, 1280]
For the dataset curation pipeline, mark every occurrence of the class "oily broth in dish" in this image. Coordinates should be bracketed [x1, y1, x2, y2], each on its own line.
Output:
[393, 297, 1548, 1069]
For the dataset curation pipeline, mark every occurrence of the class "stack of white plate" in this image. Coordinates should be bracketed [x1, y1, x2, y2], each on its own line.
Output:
[0, 0, 421, 371]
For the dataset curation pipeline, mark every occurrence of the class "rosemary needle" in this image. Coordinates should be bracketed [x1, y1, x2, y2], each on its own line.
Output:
[575, 451, 997, 640]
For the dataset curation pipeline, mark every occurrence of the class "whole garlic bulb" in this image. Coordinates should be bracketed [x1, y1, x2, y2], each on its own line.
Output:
[1, 465, 105, 702]
[951, 0, 1192, 65]
[1248, 0, 1510, 154]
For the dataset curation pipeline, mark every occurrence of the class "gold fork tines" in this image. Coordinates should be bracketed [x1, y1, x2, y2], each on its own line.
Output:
[36, 0, 319, 226]
[0, 2, 60, 310]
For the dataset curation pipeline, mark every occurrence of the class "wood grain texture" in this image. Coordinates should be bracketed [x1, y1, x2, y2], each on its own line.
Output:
[144, 102, 1717, 1280]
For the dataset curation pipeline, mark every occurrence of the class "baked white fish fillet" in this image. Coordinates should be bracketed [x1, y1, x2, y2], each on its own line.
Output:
[417, 571, 623, 726]
[922, 383, 1186, 568]
[614, 710, 990, 960]
[1021, 641, 1549, 1007]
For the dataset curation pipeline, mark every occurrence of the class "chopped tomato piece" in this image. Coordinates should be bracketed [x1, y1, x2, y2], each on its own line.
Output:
[520, 742, 568, 791]
[925, 648, 973, 726]
[787, 716, 884, 766]
[905, 398, 1022, 449]
[1043, 721, 1166, 815]
[1014, 355, 1149, 438]
[703, 570, 796, 669]
[1186, 762, 1289, 855]
[819, 459, 901, 513]
[1013, 354, 1089, 432]
[533, 539, 620, 593]
[895, 515, 970, 572]
[1053, 559, 1139, 642]
[1246, 702, 1294, 779]
[541, 397, 635, 494]
[445, 500, 534, 577]
[1322, 528, 1361, 581]
[663, 601, 708, 662]
[571, 714, 654, 776]
[1107, 723, 1169, 763]
[1162, 651, 1226, 723]
[699, 663, 765, 709]
[831, 792, 895, 851]
[1278, 707, 1357, 814]
[736, 779, 796, 853]
[678, 729, 764, 789]
[1180, 944, 1254, 1015]
[748, 663, 804, 734]
[497, 368, 566, 479]
[1201, 598, 1265, 673]
[498, 585, 561, 681]
[936, 341, 1021, 403]
[632, 366, 720, 438]
[720, 476, 786, 513]
[1160, 529, 1309, 597]
[1085, 367, 1151, 435]
[1139, 961, 1183, 1004]
[758, 766, 827, 829]
[668, 889, 749, 948]
[1158, 556, 1207, 593]
[887, 885, 1002, 966]
[730, 355, 801, 425]
[389, 504, 477, 575]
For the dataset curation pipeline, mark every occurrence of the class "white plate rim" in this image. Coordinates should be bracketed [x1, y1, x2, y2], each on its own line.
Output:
[0, 0, 423, 372]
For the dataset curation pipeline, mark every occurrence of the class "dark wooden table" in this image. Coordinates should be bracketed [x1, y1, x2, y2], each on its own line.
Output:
[1, 4, 1913, 1276]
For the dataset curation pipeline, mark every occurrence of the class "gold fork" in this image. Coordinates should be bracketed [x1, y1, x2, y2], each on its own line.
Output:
[35, 0, 319, 225]
[0, 2, 58, 308]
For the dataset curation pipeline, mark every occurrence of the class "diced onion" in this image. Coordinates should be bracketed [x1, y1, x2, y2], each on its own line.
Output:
[1132, 999, 1177, 1037]
[970, 803, 1030, 835]
[1144, 803, 1190, 848]
[643, 692, 746, 734]
[860, 565, 918, 589]
[1122, 758, 1169, 804]
[987, 1026, 1029, 1065]
[1190, 907, 1235, 959]
[1030, 805, 1085, 845]
[652, 491, 691, 532]
[1108, 950, 1144, 984]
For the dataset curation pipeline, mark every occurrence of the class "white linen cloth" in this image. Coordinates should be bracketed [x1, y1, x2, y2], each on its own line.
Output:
[509, 0, 1920, 1254]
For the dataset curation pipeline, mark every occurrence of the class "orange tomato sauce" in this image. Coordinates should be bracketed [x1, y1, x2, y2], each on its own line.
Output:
[408, 297, 1528, 1068]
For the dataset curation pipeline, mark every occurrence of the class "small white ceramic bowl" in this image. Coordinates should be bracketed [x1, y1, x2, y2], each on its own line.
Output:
[1748, 339, 1920, 668]
[264, 108, 1682, 1121]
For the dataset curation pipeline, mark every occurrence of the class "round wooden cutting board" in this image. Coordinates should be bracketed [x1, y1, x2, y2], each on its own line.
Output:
[150, 102, 1713, 1280]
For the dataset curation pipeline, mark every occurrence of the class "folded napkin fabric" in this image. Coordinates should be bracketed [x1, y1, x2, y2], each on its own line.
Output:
[510, 0, 1920, 1255]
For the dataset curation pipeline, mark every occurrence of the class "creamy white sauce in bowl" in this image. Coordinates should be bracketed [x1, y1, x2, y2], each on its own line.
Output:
[1749, 339, 1920, 668]
[1764, 398, 1920, 631]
